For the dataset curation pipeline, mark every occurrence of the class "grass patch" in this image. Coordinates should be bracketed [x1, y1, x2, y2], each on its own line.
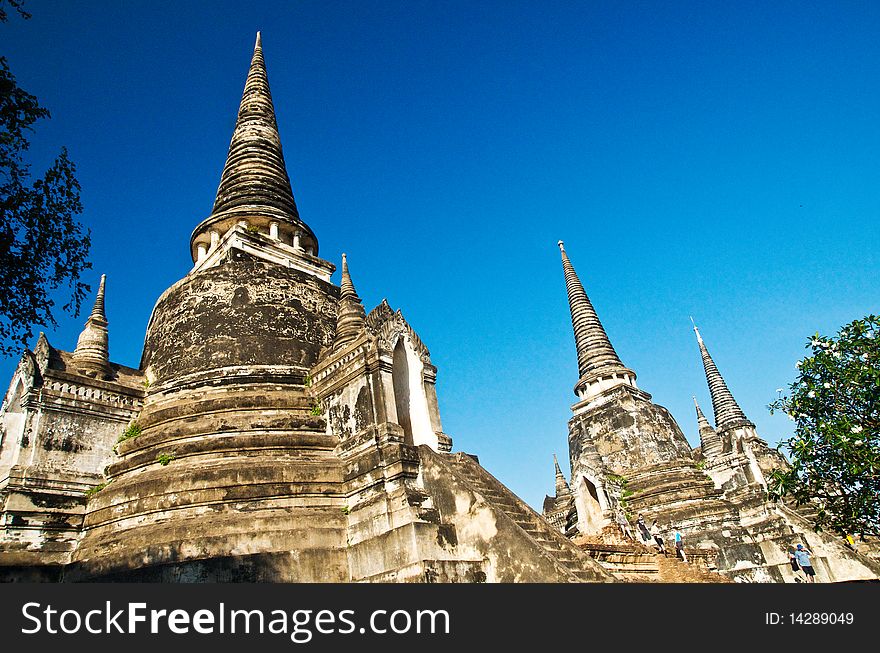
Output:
[85, 482, 109, 498]
[116, 422, 142, 445]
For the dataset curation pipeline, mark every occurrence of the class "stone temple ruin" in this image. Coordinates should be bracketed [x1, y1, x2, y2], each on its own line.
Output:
[542, 242, 879, 582]
[0, 34, 877, 583]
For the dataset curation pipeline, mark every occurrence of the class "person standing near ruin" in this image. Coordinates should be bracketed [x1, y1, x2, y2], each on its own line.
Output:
[616, 509, 634, 540]
[636, 514, 652, 544]
[650, 520, 666, 554]
[794, 544, 816, 583]
[674, 528, 687, 562]
[788, 548, 802, 581]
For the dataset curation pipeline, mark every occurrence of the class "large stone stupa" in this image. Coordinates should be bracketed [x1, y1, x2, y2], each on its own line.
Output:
[0, 34, 611, 584]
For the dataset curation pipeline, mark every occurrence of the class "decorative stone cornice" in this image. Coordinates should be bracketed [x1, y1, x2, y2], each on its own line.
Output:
[365, 300, 431, 364]
[365, 299, 395, 331]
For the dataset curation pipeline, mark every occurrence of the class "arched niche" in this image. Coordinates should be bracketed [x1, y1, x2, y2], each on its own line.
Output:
[5, 379, 25, 413]
[573, 473, 609, 536]
[0, 377, 28, 475]
[390, 336, 436, 449]
[392, 339, 413, 444]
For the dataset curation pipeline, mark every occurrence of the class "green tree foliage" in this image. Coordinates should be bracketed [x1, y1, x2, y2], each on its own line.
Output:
[0, 2, 91, 356]
[768, 315, 880, 538]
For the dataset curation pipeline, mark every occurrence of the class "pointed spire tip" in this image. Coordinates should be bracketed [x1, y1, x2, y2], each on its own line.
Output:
[255, 31, 262, 48]
[691, 317, 703, 343]
[88, 273, 107, 322]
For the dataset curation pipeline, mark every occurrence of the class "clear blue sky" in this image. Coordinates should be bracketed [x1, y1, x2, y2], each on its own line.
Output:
[2, 1, 878, 510]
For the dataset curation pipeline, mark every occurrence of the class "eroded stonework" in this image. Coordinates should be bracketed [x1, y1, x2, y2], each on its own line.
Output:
[2, 32, 873, 585]
[0, 34, 612, 583]
[544, 242, 880, 583]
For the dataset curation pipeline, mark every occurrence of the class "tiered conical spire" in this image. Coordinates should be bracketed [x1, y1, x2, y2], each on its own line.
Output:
[90, 275, 106, 321]
[333, 254, 366, 348]
[72, 275, 111, 378]
[211, 32, 299, 222]
[694, 396, 723, 459]
[554, 454, 570, 497]
[692, 321, 749, 431]
[558, 241, 634, 391]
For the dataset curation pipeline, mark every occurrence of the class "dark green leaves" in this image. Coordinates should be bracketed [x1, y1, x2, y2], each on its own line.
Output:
[0, 13, 91, 357]
[769, 316, 880, 538]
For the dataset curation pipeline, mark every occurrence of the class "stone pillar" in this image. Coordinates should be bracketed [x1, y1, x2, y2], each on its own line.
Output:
[210, 230, 220, 249]
[422, 366, 444, 434]
[293, 231, 302, 250]
[197, 244, 207, 262]
[238, 219, 249, 230]
[269, 221, 279, 239]
[377, 358, 398, 425]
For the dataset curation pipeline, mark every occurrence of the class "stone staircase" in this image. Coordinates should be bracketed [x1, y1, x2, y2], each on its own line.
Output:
[576, 541, 659, 580]
[443, 453, 611, 582]
[573, 527, 730, 582]
[654, 552, 733, 583]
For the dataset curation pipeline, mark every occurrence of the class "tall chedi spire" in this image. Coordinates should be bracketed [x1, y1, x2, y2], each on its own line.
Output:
[693, 396, 723, 459]
[333, 253, 366, 349]
[212, 32, 298, 221]
[692, 321, 749, 431]
[558, 241, 636, 398]
[189, 32, 319, 265]
[72, 275, 111, 379]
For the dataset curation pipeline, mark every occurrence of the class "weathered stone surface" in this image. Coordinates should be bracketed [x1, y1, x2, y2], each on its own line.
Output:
[0, 321, 143, 569]
[3, 34, 609, 584]
[569, 385, 694, 475]
[553, 243, 880, 583]
[421, 450, 613, 582]
[141, 259, 337, 384]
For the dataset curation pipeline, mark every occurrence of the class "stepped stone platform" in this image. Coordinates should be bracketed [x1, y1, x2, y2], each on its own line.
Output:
[573, 527, 731, 582]
[424, 452, 614, 583]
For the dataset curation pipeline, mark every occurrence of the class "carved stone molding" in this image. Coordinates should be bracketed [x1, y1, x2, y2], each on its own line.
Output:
[366, 300, 431, 364]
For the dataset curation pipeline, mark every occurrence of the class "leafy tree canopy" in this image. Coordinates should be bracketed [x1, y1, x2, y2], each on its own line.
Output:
[769, 315, 880, 538]
[1, 1, 91, 357]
